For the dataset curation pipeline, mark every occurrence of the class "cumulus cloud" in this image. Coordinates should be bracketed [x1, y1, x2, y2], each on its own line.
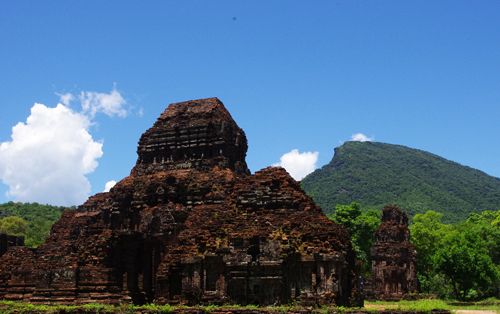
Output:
[273, 149, 319, 181]
[0, 104, 103, 206]
[59, 87, 127, 118]
[350, 133, 374, 142]
[0, 86, 129, 206]
[103, 180, 117, 192]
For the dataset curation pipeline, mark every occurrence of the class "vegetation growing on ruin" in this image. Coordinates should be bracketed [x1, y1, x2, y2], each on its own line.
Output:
[0, 202, 67, 247]
[302, 141, 500, 222]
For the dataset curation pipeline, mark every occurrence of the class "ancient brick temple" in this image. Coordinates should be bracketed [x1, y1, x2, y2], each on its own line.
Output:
[0, 98, 359, 306]
[367, 205, 417, 300]
[0, 234, 24, 257]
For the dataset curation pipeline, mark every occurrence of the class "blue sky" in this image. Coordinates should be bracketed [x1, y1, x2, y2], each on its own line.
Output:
[1, 1, 499, 205]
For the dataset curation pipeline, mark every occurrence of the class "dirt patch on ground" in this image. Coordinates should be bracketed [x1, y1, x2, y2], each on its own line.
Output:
[455, 311, 497, 314]
[364, 304, 390, 310]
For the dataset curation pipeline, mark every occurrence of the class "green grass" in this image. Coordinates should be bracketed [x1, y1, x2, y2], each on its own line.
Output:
[365, 298, 500, 312]
[0, 299, 498, 313]
[0, 301, 302, 314]
[0, 301, 120, 314]
[0, 301, 324, 313]
[365, 299, 449, 311]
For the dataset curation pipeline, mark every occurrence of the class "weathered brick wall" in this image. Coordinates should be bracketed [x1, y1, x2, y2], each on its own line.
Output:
[367, 205, 418, 300]
[0, 98, 359, 306]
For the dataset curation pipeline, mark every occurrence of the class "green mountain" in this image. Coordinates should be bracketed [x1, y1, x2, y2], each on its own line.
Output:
[0, 202, 67, 246]
[301, 141, 500, 222]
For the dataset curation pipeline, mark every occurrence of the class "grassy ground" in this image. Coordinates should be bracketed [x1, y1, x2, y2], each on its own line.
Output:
[364, 298, 500, 312]
[0, 299, 498, 314]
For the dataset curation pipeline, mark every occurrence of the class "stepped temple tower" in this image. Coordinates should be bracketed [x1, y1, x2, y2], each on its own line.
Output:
[0, 98, 359, 306]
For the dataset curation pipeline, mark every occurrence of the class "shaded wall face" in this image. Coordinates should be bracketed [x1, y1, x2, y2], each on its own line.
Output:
[0, 234, 24, 256]
[371, 260, 414, 296]
[108, 235, 163, 304]
[163, 260, 348, 306]
[156, 237, 350, 306]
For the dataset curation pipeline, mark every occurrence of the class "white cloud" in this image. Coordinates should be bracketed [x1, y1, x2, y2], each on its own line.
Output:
[103, 180, 117, 192]
[273, 149, 319, 181]
[350, 133, 374, 142]
[58, 87, 127, 118]
[0, 103, 103, 206]
[58, 93, 74, 106]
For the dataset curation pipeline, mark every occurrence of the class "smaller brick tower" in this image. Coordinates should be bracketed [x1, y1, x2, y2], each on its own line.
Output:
[369, 205, 417, 300]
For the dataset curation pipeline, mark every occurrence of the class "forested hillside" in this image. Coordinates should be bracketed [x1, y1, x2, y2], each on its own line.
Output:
[302, 141, 500, 222]
[0, 202, 68, 247]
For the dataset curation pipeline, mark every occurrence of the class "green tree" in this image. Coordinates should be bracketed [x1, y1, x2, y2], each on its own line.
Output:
[328, 202, 361, 231]
[328, 202, 380, 274]
[0, 202, 67, 247]
[0, 216, 28, 237]
[465, 210, 500, 265]
[410, 209, 500, 299]
[410, 211, 451, 276]
[434, 226, 499, 300]
[352, 209, 380, 274]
